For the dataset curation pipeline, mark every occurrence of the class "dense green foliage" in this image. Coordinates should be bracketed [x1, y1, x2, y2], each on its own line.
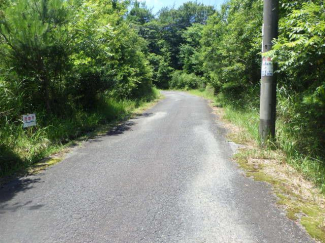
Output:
[128, 1, 214, 88]
[0, 0, 156, 174]
[200, 0, 263, 105]
[196, 0, 325, 171]
[169, 70, 203, 90]
[273, 1, 325, 159]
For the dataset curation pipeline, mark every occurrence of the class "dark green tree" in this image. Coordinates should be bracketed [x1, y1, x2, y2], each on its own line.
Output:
[157, 2, 214, 69]
[128, 1, 154, 25]
[0, 0, 72, 113]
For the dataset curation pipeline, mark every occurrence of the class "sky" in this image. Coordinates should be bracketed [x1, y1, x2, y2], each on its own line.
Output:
[137, 0, 226, 14]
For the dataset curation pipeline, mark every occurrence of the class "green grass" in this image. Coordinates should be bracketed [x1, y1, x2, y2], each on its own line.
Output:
[222, 108, 260, 141]
[188, 84, 216, 101]
[0, 88, 161, 177]
[221, 104, 325, 193]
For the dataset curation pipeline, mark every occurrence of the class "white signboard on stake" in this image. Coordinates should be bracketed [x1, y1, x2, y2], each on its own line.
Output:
[23, 114, 37, 128]
[261, 57, 274, 77]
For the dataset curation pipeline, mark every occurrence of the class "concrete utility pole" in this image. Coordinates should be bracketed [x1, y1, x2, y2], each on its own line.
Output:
[260, 0, 279, 142]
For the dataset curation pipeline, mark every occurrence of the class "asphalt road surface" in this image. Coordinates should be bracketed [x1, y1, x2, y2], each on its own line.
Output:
[0, 91, 314, 243]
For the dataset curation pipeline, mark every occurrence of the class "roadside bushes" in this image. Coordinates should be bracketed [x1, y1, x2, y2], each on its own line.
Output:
[148, 53, 174, 90]
[272, 1, 325, 159]
[199, 0, 262, 106]
[0, 0, 73, 114]
[0, 0, 154, 115]
[169, 71, 204, 90]
[195, 0, 325, 186]
[0, 0, 156, 175]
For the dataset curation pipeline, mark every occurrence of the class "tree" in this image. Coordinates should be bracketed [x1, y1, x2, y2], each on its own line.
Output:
[127, 1, 215, 88]
[128, 1, 154, 25]
[179, 23, 204, 74]
[157, 2, 214, 69]
[0, 0, 72, 113]
[200, 0, 263, 103]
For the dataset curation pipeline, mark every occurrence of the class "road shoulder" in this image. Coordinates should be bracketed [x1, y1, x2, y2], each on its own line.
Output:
[189, 89, 325, 243]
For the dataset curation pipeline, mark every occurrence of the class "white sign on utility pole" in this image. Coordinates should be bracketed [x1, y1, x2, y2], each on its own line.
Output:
[261, 57, 274, 77]
[22, 114, 37, 128]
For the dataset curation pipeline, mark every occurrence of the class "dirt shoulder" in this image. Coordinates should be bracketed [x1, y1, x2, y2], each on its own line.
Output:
[210, 102, 325, 243]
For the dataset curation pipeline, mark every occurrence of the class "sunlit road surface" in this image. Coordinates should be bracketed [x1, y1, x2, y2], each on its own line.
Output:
[0, 91, 314, 243]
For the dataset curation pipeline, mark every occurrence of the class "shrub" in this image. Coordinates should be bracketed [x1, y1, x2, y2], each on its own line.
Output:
[169, 71, 204, 90]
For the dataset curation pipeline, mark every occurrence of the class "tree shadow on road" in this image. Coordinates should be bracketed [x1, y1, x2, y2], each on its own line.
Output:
[0, 177, 44, 214]
[106, 121, 136, 136]
[105, 112, 153, 136]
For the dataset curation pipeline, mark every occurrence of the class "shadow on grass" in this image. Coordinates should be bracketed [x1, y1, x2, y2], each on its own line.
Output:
[0, 145, 23, 177]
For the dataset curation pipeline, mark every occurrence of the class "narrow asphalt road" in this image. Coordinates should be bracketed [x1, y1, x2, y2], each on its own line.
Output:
[0, 91, 314, 243]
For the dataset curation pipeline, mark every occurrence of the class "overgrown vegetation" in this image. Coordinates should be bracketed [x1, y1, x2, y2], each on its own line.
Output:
[169, 71, 203, 90]
[0, 0, 157, 175]
[127, 1, 214, 89]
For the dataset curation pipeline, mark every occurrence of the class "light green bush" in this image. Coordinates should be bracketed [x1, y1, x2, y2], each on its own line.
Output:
[170, 71, 204, 90]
